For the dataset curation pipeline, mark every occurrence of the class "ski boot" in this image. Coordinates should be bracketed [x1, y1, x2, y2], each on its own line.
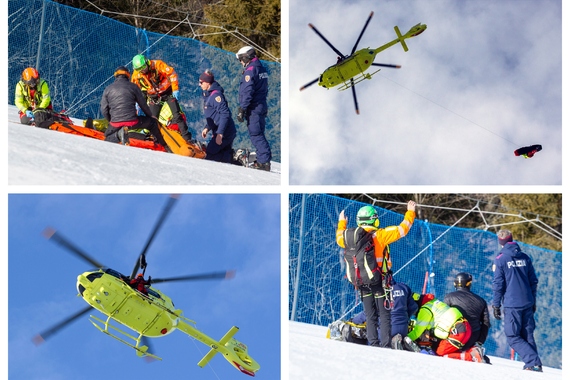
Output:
[232, 148, 249, 167]
[250, 161, 271, 172]
[391, 333, 404, 350]
[117, 126, 130, 145]
[402, 336, 421, 353]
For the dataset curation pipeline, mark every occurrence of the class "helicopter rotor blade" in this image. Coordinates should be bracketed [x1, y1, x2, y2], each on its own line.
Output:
[308, 23, 345, 58]
[351, 11, 374, 55]
[351, 80, 360, 115]
[32, 305, 92, 345]
[371, 63, 401, 69]
[149, 270, 236, 284]
[43, 228, 105, 269]
[130, 194, 180, 279]
[300, 78, 319, 91]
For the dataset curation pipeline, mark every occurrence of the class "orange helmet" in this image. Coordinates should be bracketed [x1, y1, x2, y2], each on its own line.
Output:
[22, 67, 40, 87]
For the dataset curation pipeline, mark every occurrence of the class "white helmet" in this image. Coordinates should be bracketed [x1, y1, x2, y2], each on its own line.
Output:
[236, 46, 256, 62]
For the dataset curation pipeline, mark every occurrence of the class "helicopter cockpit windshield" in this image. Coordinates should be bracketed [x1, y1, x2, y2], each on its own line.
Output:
[104, 268, 128, 281]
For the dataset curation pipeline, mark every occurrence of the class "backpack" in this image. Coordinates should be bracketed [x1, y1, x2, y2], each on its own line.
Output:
[343, 227, 381, 287]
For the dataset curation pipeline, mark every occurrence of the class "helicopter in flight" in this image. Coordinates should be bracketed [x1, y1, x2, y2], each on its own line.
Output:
[299, 11, 426, 114]
[32, 194, 260, 377]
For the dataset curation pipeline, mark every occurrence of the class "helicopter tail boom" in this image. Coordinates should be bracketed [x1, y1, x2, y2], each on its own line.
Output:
[176, 319, 260, 376]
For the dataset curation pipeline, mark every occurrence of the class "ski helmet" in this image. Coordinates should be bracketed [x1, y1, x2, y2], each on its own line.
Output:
[22, 67, 39, 87]
[236, 46, 256, 63]
[114, 66, 130, 79]
[132, 54, 149, 71]
[420, 293, 435, 306]
[453, 272, 472, 290]
[356, 205, 379, 228]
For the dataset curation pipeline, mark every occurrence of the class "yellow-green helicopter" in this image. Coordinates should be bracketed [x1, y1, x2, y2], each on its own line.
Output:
[300, 11, 426, 114]
[32, 195, 260, 377]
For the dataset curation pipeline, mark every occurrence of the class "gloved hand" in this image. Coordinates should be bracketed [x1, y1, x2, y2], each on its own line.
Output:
[338, 210, 347, 222]
[173, 90, 179, 100]
[408, 316, 417, 333]
[236, 107, 245, 122]
[25, 110, 34, 119]
[493, 306, 501, 320]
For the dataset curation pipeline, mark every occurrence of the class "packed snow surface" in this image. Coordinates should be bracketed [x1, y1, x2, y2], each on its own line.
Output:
[8, 105, 280, 186]
[289, 321, 563, 380]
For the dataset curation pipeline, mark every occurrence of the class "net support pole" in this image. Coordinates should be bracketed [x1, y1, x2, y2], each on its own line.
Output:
[290, 194, 306, 321]
[35, 0, 47, 70]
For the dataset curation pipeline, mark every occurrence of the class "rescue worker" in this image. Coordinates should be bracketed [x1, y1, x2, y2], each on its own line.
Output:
[407, 296, 485, 362]
[349, 280, 419, 350]
[444, 272, 490, 353]
[235, 46, 272, 171]
[492, 229, 542, 372]
[130, 273, 150, 295]
[14, 67, 52, 126]
[130, 54, 193, 143]
[336, 201, 416, 348]
[100, 66, 170, 151]
[199, 69, 237, 163]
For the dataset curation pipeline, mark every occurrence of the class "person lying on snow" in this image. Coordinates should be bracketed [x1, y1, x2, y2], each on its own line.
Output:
[100, 66, 170, 151]
[327, 279, 418, 350]
[407, 294, 490, 364]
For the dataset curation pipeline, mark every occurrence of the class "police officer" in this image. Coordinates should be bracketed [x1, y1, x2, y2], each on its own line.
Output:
[235, 46, 272, 171]
[492, 229, 542, 372]
[444, 272, 490, 353]
[199, 70, 237, 163]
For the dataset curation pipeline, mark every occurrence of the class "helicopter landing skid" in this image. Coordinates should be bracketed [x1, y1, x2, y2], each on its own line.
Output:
[89, 314, 162, 361]
[338, 68, 381, 91]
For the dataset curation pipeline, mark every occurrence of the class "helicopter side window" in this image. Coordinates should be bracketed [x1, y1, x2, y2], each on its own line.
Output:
[86, 272, 103, 282]
[147, 289, 162, 299]
[104, 268, 128, 281]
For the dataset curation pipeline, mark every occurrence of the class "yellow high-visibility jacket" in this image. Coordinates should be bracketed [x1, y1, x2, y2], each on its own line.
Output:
[14, 79, 51, 112]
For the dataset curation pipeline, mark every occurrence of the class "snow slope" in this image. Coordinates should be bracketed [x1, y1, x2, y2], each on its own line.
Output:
[7, 106, 280, 186]
[289, 321, 563, 380]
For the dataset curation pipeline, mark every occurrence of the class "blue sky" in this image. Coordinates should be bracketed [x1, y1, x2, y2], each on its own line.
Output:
[289, 0, 562, 185]
[8, 194, 280, 380]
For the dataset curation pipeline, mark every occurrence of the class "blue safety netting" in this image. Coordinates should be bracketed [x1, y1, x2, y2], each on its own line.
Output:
[8, 0, 281, 161]
[289, 194, 561, 368]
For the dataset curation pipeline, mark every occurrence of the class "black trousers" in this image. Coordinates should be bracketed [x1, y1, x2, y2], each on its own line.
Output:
[104, 116, 167, 147]
[360, 282, 392, 347]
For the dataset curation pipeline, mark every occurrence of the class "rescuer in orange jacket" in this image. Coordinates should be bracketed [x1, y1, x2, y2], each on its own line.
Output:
[335, 200, 416, 348]
[131, 54, 193, 143]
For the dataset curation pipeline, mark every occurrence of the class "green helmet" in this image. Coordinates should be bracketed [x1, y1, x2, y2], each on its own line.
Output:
[356, 205, 379, 227]
[132, 54, 148, 70]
